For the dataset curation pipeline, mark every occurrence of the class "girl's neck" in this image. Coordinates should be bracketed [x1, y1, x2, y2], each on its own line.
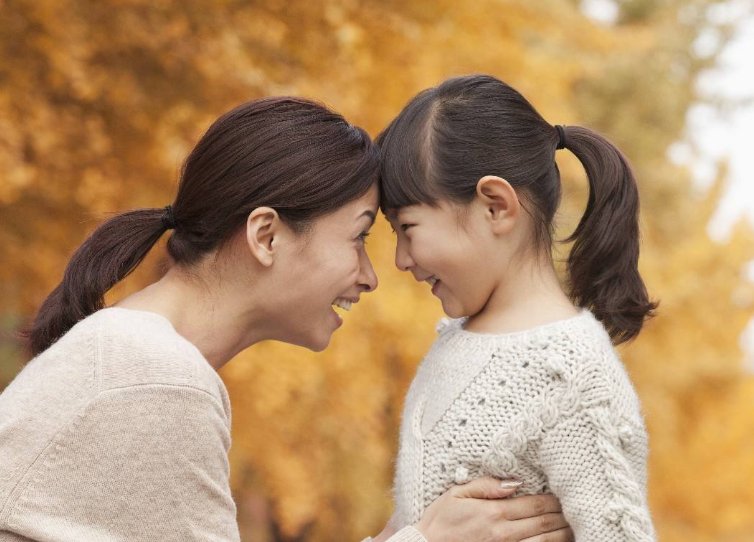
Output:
[464, 255, 578, 334]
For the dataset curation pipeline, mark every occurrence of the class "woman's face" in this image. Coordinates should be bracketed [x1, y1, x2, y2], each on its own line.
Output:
[275, 184, 380, 351]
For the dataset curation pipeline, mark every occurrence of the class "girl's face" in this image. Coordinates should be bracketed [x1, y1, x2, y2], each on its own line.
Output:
[275, 184, 380, 351]
[387, 200, 500, 319]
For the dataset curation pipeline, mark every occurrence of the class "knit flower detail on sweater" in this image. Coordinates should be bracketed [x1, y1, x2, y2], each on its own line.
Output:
[391, 311, 656, 541]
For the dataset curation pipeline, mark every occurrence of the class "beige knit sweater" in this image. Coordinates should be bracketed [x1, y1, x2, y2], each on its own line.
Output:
[0, 308, 424, 542]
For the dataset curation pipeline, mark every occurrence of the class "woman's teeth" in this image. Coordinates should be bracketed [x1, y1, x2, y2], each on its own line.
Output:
[427, 277, 438, 287]
[332, 298, 353, 311]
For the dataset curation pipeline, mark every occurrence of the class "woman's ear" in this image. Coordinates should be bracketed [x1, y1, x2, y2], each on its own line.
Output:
[475, 175, 520, 234]
[245, 207, 281, 267]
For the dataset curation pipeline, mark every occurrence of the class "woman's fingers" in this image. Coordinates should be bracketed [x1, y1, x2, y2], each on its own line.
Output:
[520, 526, 575, 542]
[499, 512, 570, 540]
[450, 476, 523, 500]
[416, 479, 572, 542]
[495, 493, 562, 520]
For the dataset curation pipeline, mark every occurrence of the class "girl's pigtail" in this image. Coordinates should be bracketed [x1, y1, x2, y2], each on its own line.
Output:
[25, 209, 170, 356]
[561, 125, 657, 344]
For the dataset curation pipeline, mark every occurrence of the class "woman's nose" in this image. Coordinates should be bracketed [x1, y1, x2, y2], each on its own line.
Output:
[358, 249, 379, 292]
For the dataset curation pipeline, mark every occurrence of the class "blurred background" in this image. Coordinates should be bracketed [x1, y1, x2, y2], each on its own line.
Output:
[2, 0, 754, 540]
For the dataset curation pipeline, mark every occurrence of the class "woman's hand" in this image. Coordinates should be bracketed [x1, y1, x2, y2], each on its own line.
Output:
[415, 477, 574, 542]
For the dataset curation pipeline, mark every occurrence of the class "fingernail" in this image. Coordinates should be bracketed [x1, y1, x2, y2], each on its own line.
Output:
[499, 479, 523, 489]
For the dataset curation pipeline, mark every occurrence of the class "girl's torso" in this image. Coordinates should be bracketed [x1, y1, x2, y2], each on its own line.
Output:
[392, 311, 648, 528]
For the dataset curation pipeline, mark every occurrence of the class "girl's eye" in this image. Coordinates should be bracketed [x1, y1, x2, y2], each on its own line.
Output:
[357, 231, 371, 244]
[389, 223, 414, 234]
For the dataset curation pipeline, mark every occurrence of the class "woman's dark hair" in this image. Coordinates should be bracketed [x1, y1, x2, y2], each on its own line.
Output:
[376, 74, 656, 344]
[26, 97, 379, 356]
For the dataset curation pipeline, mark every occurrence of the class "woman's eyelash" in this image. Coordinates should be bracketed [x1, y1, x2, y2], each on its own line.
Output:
[357, 231, 371, 242]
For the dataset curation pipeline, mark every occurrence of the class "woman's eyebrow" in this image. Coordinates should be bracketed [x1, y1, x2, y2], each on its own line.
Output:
[359, 210, 376, 227]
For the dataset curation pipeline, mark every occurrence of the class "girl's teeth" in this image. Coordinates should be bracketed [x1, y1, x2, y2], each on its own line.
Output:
[427, 277, 437, 286]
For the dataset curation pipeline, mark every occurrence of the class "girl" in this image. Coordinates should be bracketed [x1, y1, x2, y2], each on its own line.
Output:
[377, 75, 657, 541]
[0, 96, 573, 542]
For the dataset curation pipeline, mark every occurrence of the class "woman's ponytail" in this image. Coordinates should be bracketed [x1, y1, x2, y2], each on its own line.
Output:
[562, 125, 656, 344]
[25, 208, 170, 356]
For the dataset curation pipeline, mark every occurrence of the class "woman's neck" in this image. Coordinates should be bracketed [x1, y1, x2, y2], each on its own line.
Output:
[464, 255, 578, 334]
[114, 267, 270, 370]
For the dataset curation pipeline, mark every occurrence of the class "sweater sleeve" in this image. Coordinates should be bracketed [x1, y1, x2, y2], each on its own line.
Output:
[3, 384, 239, 542]
[361, 526, 427, 542]
[536, 406, 655, 542]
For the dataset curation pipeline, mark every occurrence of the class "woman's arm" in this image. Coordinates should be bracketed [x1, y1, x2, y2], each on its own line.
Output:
[366, 477, 573, 542]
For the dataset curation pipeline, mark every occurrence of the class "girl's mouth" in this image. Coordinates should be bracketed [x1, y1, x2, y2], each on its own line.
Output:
[426, 277, 440, 294]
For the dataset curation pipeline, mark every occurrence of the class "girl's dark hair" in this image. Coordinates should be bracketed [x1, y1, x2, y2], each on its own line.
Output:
[376, 74, 656, 344]
[27, 97, 379, 356]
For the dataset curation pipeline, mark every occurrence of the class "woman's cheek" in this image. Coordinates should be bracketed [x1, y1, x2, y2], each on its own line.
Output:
[348, 250, 362, 279]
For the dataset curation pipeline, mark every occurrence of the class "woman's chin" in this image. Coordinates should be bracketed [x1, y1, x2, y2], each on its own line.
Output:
[292, 309, 343, 352]
[306, 326, 338, 352]
[307, 337, 331, 352]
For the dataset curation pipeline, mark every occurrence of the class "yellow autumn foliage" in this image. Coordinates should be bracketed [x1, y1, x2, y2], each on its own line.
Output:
[1, 1, 753, 540]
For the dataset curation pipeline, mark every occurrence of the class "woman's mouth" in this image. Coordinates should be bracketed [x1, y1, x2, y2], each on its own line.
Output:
[330, 297, 358, 327]
[332, 298, 353, 311]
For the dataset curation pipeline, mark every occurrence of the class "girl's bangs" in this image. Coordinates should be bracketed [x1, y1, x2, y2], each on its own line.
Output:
[376, 91, 439, 212]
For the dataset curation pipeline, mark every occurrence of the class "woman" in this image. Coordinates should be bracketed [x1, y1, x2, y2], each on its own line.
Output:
[0, 97, 573, 541]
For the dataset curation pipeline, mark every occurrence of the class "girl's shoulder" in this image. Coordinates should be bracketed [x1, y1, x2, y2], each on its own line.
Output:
[432, 310, 635, 395]
[432, 309, 608, 352]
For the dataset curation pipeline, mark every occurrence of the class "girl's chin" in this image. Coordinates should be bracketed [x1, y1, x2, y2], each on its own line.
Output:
[440, 298, 476, 320]
[440, 302, 466, 319]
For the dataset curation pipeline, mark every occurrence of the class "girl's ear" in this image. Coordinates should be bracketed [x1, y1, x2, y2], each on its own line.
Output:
[245, 207, 281, 267]
[475, 175, 520, 234]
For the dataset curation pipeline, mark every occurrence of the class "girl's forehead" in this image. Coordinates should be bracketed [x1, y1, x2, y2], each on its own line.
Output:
[393, 201, 453, 217]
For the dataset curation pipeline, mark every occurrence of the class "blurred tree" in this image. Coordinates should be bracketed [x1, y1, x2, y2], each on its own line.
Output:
[1, 0, 752, 540]
[568, 3, 754, 540]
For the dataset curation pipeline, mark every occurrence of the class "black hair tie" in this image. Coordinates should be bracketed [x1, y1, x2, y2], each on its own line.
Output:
[555, 125, 567, 150]
[161, 205, 176, 230]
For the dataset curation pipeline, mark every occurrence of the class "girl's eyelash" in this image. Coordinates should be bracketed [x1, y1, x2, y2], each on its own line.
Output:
[357, 231, 371, 243]
[389, 224, 413, 234]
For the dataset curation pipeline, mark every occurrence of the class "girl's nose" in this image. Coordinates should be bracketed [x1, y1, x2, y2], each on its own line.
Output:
[394, 238, 415, 272]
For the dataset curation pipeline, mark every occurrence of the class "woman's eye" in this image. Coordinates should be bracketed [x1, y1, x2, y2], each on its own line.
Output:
[400, 224, 414, 232]
[357, 231, 371, 244]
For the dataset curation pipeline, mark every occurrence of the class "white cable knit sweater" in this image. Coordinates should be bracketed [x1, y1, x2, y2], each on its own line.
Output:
[390, 310, 655, 541]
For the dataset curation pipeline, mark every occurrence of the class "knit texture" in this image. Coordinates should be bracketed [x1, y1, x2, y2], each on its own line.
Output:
[0, 308, 239, 542]
[0, 308, 428, 542]
[391, 311, 655, 541]
[362, 526, 426, 542]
